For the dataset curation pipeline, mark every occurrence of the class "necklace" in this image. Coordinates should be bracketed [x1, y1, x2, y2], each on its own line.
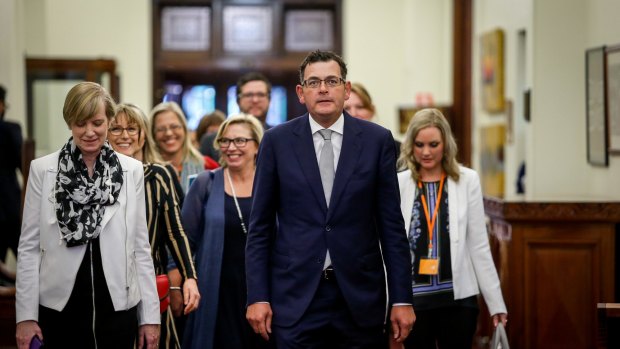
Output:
[225, 168, 249, 234]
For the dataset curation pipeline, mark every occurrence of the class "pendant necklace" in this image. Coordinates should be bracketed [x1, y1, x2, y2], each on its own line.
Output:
[226, 168, 248, 234]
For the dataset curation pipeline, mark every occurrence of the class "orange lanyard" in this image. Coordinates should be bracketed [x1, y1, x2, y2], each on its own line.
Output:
[418, 173, 445, 258]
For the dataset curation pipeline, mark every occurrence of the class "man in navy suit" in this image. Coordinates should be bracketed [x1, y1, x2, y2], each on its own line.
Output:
[0, 85, 22, 263]
[246, 51, 415, 348]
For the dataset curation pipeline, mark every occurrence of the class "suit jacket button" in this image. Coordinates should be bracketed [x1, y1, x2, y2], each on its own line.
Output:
[326, 226, 331, 231]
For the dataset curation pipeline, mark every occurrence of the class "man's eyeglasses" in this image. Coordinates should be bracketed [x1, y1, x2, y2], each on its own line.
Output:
[154, 124, 183, 134]
[217, 137, 256, 148]
[109, 126, 140, 136]
[301, 77, 345, 89]
[239, 92, 269, 100]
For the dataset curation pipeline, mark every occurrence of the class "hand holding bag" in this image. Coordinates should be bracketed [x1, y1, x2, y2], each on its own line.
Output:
[156, 274, 170, 313]
[490, 322, 509, 349]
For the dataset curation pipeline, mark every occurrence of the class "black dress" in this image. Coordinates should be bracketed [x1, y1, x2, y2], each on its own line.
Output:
[213, 194, 270, 349]
[38, 238, 138, 348]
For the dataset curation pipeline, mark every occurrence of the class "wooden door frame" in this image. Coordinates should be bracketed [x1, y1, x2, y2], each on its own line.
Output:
[452, 0, 472, 166]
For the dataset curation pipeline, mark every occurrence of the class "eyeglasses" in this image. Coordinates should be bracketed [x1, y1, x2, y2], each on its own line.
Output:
[217, 137, 256, 148]
[109, 126, 140, 136]
[238, 92, 269, 100]
[301, 77, 345, 89]
[154, 124, 183, 134]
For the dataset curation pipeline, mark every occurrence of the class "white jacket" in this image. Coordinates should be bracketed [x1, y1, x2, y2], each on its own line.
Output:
[398, 166, 507, 316]
[16, 150, 160, 325]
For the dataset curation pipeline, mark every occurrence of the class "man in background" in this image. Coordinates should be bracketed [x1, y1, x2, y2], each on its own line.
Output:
[0, 85, 23, 265]
[199, 72, 273, 160]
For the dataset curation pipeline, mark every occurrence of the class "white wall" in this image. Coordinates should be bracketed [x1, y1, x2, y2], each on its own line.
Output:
[529, 0, 620, 200]
[22, 0, 152, 114]
[343, 0, 452, 139]
[473, 0, 532, 200]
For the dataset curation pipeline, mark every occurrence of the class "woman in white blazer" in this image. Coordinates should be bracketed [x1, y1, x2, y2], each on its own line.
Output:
[15, 82, 160, 349]
[395, 108, 507, 349]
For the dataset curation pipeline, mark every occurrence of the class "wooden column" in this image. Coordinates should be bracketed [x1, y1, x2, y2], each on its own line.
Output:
[482, 198, 620, 349]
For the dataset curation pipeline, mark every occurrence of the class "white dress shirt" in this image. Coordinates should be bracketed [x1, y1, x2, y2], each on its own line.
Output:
[309, 113, 344, 174]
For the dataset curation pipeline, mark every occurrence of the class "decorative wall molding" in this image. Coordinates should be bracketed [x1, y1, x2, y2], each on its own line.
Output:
[484, 197, 620, 222]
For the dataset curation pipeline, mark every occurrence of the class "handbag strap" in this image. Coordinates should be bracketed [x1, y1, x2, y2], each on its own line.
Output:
[490, 323, 509, 349]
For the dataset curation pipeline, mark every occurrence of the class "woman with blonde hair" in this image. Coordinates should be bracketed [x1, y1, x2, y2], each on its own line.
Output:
[394, 108, 507, 348]
[15, 82, 159, 349]
[182, 113, 270, 349]
[107, 103, 200, 349]
[150, 102, 210, 194]
[344, 82, 376, 121]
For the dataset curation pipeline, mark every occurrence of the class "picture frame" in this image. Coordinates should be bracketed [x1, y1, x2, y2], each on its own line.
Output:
[480, 125, 506, 198]
[161, 7, 210, 51]
[398, 106, 452, 134]
[480, 29, 505, 113]
[285, 10, 334, 52]
[586, 46, 608, 166]
[223, 6, 273, 53]
[606, 45, 620, 154]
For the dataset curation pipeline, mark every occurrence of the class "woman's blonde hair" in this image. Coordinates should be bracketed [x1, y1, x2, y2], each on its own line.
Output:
[112, 103, 164, 164]
[398, 108, 460, 182]
[349, 82, 376, 115]
[63, 82, 116, 127]
[213, 113, 264, 167]
[149, 102, 204, 165]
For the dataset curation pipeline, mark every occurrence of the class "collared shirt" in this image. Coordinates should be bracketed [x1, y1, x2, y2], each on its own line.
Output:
[309, 113, 344, 172]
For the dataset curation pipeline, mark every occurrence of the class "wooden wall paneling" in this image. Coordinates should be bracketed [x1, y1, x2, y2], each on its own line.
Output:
[522, 225, 613, 348]
[484, 198, 620, 349]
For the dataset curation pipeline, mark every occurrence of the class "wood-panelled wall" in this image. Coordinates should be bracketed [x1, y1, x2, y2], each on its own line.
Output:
[483, 198, 620, 349]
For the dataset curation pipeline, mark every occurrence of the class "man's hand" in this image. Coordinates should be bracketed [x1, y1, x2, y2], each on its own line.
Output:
[137, 324, 160, 349]
[16, 320, 42, 349]
[390, 305, 415, 343]
[182, 278, 200, 315]
[246, 302, 273, 341]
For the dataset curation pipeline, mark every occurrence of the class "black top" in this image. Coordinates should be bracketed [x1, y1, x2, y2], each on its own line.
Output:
[214, 194, 270, 349]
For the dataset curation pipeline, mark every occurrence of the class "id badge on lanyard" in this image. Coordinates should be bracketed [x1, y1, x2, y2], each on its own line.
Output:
[417, 174, 445, 275]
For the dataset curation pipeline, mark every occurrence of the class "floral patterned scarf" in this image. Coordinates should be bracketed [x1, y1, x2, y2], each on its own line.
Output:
[55, 137, 123, 247]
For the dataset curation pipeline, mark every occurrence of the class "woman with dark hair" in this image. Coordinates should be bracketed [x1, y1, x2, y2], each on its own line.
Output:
[193, 109, 225, 150]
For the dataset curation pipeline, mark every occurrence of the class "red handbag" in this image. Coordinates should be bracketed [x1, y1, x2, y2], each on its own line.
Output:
[156, 274, 170, 314]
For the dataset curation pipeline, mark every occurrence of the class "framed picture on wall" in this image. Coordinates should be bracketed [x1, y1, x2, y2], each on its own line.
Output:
[480, 29, 505, 113]
[480, 125, 506, 198]
[606, 45, 620, 154]
[223, 6, 273, 53]
[585, 46, 608, 166]
[285, 10, 334, 52]
[161, 7, 210, 51]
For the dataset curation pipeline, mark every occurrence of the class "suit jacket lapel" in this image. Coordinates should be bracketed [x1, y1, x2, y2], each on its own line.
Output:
[328, 115, 362, 220]
[292, 114, 329, 212]
[447, 175, 459, 242]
